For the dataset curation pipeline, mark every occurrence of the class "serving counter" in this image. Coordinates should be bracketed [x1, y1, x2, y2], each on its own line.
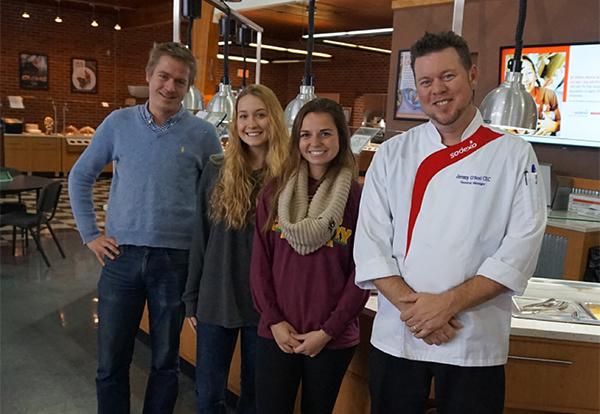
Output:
[3, 133, 111, 174]
[139, 278, 600, 413]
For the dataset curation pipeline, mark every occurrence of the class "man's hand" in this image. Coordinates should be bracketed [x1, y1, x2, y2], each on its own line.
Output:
[186, 316, 197, 332]
[270, 321, 301, 354]
[421, 318, 463, 345]
[292, 329, 332, 357]
[87, 235, 120, 266]
[399, 292, 456, 339]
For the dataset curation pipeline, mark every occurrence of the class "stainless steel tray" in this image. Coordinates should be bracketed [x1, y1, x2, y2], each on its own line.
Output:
[512, 296, 600, 326]
[581, 302, 600, 321]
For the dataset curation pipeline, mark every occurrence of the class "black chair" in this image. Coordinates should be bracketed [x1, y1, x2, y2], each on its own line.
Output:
[0, 181, 66, 267]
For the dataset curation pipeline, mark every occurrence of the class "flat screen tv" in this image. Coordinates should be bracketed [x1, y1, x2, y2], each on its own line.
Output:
[499, 42, 600, 148]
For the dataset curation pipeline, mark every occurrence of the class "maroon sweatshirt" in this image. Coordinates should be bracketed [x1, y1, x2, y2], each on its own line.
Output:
[250, 179, 369, 349]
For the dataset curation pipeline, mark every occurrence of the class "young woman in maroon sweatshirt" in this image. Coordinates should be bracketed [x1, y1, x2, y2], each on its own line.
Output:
[250, 98, 369, 414]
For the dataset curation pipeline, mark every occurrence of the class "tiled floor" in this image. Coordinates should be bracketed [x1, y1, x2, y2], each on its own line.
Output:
[0, 178, 202, 414]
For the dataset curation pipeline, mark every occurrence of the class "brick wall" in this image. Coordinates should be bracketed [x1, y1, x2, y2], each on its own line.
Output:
[1, 0, 391, 132]
[1, 0, 171, 130]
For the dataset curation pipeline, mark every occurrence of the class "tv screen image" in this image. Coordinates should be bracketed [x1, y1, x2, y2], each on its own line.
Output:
[499, 43, 600, 148]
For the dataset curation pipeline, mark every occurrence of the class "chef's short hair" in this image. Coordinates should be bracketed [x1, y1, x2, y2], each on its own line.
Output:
[146, 42, 197, 86]
[410, 31, 472, 73]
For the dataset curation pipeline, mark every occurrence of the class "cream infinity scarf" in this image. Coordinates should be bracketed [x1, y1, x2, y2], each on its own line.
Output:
[277, 162, 353, 255]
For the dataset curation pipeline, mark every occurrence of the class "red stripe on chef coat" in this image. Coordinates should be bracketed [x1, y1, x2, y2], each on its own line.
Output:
[405, 126, 503, 258]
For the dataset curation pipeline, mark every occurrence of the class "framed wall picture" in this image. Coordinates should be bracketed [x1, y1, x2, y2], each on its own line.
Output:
[394, 50, 427, 120]
[71, 58, 97, 93]
[19, 52, 48, 90]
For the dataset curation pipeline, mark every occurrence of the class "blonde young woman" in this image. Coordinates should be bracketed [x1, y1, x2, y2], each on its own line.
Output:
[250, 98, 369, 413]
[183, 84, 288, 414]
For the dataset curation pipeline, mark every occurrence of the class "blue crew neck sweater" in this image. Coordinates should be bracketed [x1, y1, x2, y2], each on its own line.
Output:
[68, 104, 222, 249]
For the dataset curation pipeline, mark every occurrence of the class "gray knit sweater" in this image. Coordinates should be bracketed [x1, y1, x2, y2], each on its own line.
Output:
[183, 156, 260, 327]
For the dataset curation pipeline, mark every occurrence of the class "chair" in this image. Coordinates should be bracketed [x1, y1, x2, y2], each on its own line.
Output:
[0, 181, 66, 267]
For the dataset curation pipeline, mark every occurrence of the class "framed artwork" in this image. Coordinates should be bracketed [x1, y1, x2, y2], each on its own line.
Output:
[394, 50, 427, 120]
[19, 52, 48, 90]
[71, 58, 97, 93]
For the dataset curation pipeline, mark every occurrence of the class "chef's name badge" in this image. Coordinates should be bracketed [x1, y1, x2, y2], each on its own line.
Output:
[455, 174, 492, 186]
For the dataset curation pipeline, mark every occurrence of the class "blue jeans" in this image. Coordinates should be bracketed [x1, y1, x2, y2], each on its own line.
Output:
[195, 322, 258, 414]
[96, 245, 189, 414]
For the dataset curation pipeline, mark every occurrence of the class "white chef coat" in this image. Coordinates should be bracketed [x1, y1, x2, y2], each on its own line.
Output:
[354, 111, 546, 367]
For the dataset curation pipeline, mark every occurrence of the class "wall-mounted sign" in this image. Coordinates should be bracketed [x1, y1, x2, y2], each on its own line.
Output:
[19, 52, 48, 90]
[71, 58, 97, 93]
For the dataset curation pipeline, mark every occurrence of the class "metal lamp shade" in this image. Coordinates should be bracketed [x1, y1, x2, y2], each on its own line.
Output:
[284, 85, 317, 130]
[183, 85, 204, 112]
[207, 83, 236, 122]
[480, 71, 537, 133]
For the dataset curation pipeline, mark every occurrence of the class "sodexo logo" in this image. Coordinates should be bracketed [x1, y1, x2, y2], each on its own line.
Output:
[450, 140, 477, 159]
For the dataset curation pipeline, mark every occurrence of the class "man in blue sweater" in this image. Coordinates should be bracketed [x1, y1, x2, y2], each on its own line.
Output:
[69, 42, 221, 414]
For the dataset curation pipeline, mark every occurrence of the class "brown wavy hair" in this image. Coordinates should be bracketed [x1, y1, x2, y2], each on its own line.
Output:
[210, 84, 289, 229]
[265, 98, 357, 231]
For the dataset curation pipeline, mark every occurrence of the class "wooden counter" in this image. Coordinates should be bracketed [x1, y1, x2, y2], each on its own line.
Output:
[4, 134, 61, 174]
[139, 279, 600, 414]
[4, 133, 111, 174]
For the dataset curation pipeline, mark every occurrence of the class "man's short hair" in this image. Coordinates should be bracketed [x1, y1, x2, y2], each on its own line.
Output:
[145, 42, 197, 86]
[410, 31, 472, 73]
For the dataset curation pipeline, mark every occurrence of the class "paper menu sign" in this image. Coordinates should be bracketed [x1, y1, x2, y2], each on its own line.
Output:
[8, 96, 24, 109]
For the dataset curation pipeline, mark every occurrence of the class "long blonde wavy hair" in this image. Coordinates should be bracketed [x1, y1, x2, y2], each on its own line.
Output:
[210, 84, 289, 229]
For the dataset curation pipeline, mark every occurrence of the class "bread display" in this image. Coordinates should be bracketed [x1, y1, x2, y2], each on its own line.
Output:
[79, 126, 96, 136]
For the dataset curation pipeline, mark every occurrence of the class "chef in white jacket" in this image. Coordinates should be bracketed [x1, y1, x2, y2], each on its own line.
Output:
[354, 31, 546, 414]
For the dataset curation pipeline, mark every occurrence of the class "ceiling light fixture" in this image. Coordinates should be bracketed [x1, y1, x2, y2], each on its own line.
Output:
[114, 7, 121, 30]
[303, 27, 393, 39]
[217, 54, 269, 64]
[218, 41, 332, 58]
[357, 45, 391, 54]
[284, 0, 317, 129]
[320, 39, 391, 55]
[90, 3, 99, 27]
[271, 59, 330, 64]
[480, 0, 537, 132]
[207, 13, 236, 125]
[54, 0, 63, 23]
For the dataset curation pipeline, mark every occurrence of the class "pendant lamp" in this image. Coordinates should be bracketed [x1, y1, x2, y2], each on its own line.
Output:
[480, 0, 537, 133]
[207, 12, 236, 122]
[284, 0, 317, 130]
[182, 1, 204, 113]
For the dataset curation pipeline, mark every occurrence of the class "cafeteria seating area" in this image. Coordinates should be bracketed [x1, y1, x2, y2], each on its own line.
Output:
[0, 173, 207, 413]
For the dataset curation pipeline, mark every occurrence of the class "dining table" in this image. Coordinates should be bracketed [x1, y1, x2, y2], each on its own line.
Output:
[0, 174, 55, 200]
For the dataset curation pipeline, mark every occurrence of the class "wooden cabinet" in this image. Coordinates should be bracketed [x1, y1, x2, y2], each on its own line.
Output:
[29, 136, 61, 174]
[506, 336, 599, 413]
[3, 134, 111, 174]
[4, 135, 61, 174]
[4, 136, 29, 172]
